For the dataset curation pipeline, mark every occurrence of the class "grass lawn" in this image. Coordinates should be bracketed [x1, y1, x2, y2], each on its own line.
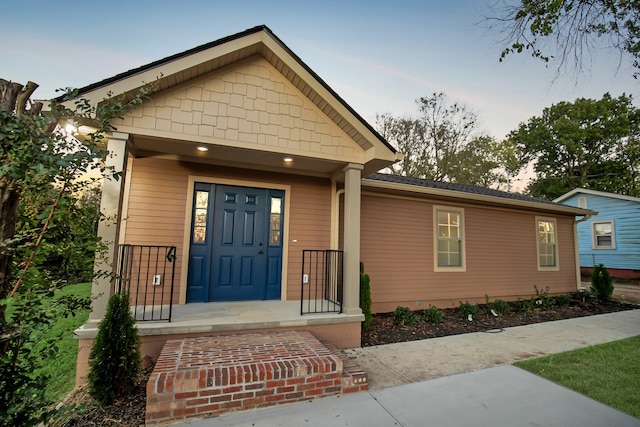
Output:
[515, 336, 640, 419]
[33, 282, 91, 402]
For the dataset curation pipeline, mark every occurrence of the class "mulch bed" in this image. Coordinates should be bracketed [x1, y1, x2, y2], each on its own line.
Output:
[362, 296, 638, 347]
[50, 366, 151, 427]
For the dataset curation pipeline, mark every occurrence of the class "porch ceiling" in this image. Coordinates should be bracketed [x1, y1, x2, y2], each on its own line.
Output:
[131, 134, 346, 177]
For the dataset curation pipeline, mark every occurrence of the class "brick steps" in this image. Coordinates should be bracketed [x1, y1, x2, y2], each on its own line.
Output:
[145, 330, 367, 425]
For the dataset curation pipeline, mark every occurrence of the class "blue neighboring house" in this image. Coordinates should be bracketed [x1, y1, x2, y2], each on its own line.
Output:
[555, 188, 640, 279]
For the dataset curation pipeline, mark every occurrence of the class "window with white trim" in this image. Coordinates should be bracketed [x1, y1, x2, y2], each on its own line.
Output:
[434, 206, 465, 271]
[592, 220, 615, 249]
[578, 196, 587, 208]
[536, 218, 558, 270]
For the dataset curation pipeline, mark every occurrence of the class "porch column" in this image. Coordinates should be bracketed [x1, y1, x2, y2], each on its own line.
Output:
[342, 163, 363, 315]
[89, 132, 129, 321]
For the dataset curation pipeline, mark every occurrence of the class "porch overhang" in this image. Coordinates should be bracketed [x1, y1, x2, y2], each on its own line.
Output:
[63, 25, 400, 179]
[127, 133, 394, 180]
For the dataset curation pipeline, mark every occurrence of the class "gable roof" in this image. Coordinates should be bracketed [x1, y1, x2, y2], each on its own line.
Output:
[62, 25, 398, 172]
[554, 188, 640, 204]
[363, 173, 595, 216]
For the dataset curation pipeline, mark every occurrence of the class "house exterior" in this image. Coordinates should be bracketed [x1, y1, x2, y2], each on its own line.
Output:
[555, 188, 640, 279]
[71, 26, 592, 384]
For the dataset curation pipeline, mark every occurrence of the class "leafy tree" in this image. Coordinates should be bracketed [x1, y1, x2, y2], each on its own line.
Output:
[17, 182, 102, 285]
[377, 93, 511, 188]
[508, 93, 640, 199]
[1, 78, 147, 425]
[492, 0, 640, 78]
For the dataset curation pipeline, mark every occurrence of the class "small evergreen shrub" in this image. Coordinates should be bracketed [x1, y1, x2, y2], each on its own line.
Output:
[458, 301, 481, 319]
[360, 262, 373, 330]
[87, 292, 141, 406]
[422, 305, 444, 323]
[591, 264, 614, 302]
[393, 306, 419, 326]
[513, 298, 533, 313]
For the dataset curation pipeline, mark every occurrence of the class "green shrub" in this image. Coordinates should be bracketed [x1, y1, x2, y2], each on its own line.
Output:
[422, 305, 444, 323]
[533, 285, 555, 309]
[360, 263, 373, 330]
[591, 264, 614, 302]
[458, 301, 481, 319]
[87, 292, 141, 406]
[555, 293, 572, 306]
[488, 298, 510, 315]
[393, 306, 419, 326]
[513, 298, 533, 313]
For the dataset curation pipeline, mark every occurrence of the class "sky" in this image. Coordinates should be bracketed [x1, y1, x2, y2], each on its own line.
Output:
[2, 1, 636, 143]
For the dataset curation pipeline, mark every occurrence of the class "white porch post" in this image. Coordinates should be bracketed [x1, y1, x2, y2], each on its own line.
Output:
[89, 132, 129, 321]
[342, 163, 363, 315]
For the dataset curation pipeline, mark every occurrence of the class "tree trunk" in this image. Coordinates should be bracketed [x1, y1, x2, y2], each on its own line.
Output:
[0, 78, 39, 321]
[0, 179, 19, 327]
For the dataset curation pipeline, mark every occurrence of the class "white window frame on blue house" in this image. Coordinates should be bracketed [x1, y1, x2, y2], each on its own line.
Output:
[592, 220, 616, 250]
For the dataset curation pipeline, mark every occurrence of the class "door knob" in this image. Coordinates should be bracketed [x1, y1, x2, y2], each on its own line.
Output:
[258, 250, 263, 254]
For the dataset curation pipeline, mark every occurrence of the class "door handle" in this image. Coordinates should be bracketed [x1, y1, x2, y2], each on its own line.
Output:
[258, 250, 263, 254]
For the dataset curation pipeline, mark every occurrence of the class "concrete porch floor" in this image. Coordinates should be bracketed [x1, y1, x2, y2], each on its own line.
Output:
[74, 300, 364, 387]
[76, 300, 361, 339]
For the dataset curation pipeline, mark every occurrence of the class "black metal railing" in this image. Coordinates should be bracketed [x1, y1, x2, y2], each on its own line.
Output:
[301, 250, 343, 315]
[115, 244, 177, 322]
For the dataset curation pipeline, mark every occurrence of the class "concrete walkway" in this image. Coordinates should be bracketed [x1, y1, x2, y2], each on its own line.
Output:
[345, 308, 640, 390]
[177, 310, 640, 426]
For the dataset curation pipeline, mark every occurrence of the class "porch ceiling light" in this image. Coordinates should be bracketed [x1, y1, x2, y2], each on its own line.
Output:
[196, 146, 209, 152]
[283, 157, 293, 165]
[63, 120, 78, 135]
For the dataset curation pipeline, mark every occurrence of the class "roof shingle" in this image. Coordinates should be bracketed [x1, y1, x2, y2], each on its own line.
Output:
[366, 173, 563, 207]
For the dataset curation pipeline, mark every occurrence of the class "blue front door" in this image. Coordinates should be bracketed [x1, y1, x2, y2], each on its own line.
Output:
[187, 183, 283, 302]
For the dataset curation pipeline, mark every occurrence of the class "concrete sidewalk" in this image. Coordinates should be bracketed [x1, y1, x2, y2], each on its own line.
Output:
[345, 308, 640, 390]
[177, 310, 640, 427]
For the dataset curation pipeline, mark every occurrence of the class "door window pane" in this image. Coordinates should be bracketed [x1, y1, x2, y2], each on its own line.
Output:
[269, 197, 282, 246]
[193, 190, 209, 244]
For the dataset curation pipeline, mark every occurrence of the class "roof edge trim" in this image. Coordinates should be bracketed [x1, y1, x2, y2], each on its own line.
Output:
[362, 178, 597, 216]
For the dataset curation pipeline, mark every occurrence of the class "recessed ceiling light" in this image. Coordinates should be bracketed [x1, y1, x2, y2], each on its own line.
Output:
[197, 146, 209, 152]
[283, 157, 293, 163]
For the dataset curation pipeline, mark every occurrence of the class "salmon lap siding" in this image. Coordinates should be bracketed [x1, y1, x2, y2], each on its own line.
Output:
[123, 157, 332, 304]
[360, 194, 577, 312]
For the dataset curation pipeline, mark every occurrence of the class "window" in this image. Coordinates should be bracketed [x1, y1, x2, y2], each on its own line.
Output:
[434, 206, 465, 271]
[592, 220, 615, 249]
[536, 218, 558, 270]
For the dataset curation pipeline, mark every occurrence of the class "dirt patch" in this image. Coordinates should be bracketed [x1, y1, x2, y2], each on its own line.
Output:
[612, 282, 640, 304]
[362, 295, 637, 347]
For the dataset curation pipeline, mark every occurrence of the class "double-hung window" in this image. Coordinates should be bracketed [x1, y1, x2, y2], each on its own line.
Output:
[592, 220, 615, 249]
[434, 206, 465, 271]
[536, 217, 558, 270]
